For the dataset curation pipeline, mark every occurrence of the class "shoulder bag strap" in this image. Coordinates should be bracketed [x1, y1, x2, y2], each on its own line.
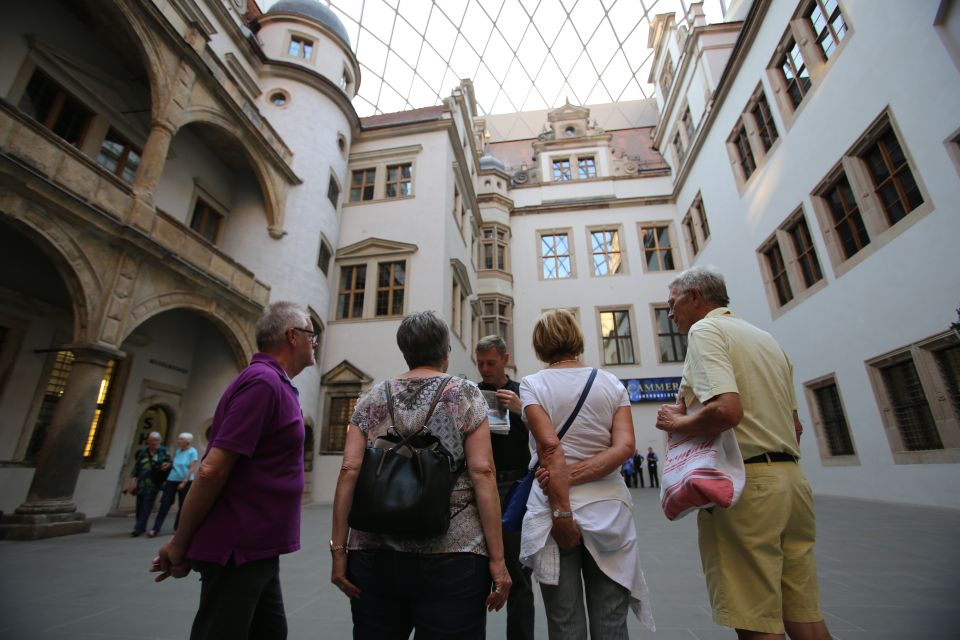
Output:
[556, 368, 598, 440]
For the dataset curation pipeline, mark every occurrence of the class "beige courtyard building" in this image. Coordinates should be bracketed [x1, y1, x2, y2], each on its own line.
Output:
[0, 0, 958, 538]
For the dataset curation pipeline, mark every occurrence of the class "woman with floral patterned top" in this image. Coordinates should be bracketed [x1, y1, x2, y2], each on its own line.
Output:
[330, 311, 511, 639]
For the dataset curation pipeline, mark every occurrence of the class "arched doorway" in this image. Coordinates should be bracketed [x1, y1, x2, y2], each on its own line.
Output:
[116, 404, 172, 512]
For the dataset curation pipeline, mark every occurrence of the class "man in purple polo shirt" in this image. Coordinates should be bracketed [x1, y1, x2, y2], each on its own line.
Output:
[151, 301, 315, 640]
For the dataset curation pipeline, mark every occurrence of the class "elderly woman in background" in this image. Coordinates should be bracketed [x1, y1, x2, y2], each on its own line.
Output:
[330, 310, 511, 638]
[520, 309, 654, 638]
[125, 431, 171, 537]
[148, 432, 199, 537]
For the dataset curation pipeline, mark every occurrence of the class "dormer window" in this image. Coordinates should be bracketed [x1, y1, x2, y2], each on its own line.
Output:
[564, 126, 576, 137]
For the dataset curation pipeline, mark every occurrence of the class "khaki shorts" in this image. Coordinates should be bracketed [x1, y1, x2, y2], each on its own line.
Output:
[697, 460, 823, 633]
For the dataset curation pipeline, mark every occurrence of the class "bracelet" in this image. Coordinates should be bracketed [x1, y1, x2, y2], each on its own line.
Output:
[551, 509, 573, 519]
[329, 539, 347, 553]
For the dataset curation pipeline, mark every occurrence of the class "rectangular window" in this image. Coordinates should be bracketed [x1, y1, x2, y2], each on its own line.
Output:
[641, 225, 676, 272]
[190, 197, 224, 244]
[317, 239, 332, 275]
[780, 38, 811, 109]
[83, 360, 117, 460]
[18, 69, 93, 147]
[337, 264, 366, 319]
[552, 158, 572, 181]
[481, 226, 508, 271]
[600, 309, 635, 365]
[808, 0, 847, 60]
[326, 396, 357, 452]
[289, 35, 314, 59]
[590, 229, 622, 276]
[812, 381, 856, 456]
[577, 156, 597, 179]
[479, 298, 512, 347]
[681, 107, 695, 142]
[96, 129, 142, 183]
[751, 93, 779, 152]
[672, 131, 686, 165]
[733, 125, 756, 180]
[862, 126, 924, 226]
[327, 175, 340, 208]
[26, 350, 75, 461]
[697, 199, 711, 240]
[540, 233, 572, 279]
[654, 307, 687, 363]
[822, 172, 870, 259]
[786, 215, 823, 288]
[880, 358, 943, 451]
[375, 261, 405, 316]
[683, 215, 699, 256]
[763, 241, 794, 306]
[385, 163, 413, 197]
[660, 51, 675, 95]
[349, 168, 376, 202]
[934, 344, 960, 419]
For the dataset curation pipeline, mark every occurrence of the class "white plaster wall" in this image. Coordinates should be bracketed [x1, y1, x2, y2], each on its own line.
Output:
[674, 0, 960, 507]
[153, 127, 237, 226]
[257, 18, 354, 93]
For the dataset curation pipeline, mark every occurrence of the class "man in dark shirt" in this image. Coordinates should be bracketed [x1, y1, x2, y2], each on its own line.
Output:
[476, 335, 534, 640]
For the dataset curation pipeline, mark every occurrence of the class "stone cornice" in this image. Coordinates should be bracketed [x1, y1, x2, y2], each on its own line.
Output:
[510, 194, 673, 216]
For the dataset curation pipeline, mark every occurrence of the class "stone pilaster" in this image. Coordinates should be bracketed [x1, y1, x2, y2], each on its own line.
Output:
[0, 346, 121, 540]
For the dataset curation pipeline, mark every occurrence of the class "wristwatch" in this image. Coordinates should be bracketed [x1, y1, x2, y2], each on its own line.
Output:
[329, 539, 347, 553]
[551, 509, 573, 519]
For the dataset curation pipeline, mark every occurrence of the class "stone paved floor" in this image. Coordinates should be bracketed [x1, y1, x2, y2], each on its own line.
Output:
[1, 488, 958, 639]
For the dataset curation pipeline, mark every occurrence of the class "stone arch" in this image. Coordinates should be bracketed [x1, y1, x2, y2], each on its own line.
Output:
[122, 292, 256, 370]
[0, 205, 100, 345]
[108, 0, 168, 123]
[178, 106, 286, 232]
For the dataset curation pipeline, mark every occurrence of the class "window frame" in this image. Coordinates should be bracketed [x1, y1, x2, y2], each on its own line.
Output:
[345, 147, 421, 204]
[596, 306, 639, 367]
[681, 193, 711, 260]
[188, 188, 229, 245]
[756, 207, 827, 317]
[637, 221, 680, 274]
[478, 294, 514, 355]
[536, 228, 577, 281]
[809, 111, 933, 278]
[479, 223, 511, 275]
[96, 128, 142, 184]
[586, 224, 628, 278]
[803, 373, 859, 466]
[317, 234, 333, 276]
[651, 304, 687, 364]
[547, 152, 601, 182]
[866, 332, 960, 464]
[286, 32, 316, 63]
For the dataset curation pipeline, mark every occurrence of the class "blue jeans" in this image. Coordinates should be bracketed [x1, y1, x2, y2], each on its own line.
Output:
[539, 544, 631, 640]
[347, 550, 490, 639]
[133, 488, 159, 534]
[190, 556, 286, 640]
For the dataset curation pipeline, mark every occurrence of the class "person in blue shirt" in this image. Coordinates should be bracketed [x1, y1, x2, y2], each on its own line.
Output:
[148, 433, 199, 537]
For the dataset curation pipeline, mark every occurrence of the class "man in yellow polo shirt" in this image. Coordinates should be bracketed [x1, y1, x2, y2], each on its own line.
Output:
[655, 267, 831, 640]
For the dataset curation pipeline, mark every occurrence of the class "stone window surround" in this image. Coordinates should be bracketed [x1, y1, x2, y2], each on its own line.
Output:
[327, 170, 341, 209]
[808, 109, 933, 279]
[726, 85, 781, 193]
[188, 181, 231, 245]
[803, 372, 860, 467]
[586, 224, 628, 278]
[756, 206, 827, 319]
[479, 222, 511, 276]
[636, 220, 681, 274]
[765, 0, 853, 131]
[320, 394, 357, 454]
[545, 149, 604, 183]
[944, 126, 960, 178]
[450, 259, 472, 346]
[345, 145, 421, 205]
[595, 305, 640, 367]
[332, 256, 414, 323]
[536, 227, 577, 281]
[285, 31, 317, 63]
[317, 233, 333, 276]
[477, 294, 514, 356]
[649, 303, 687, 365]
[865, 331, 960, 465]
[681, 193, 710, 260]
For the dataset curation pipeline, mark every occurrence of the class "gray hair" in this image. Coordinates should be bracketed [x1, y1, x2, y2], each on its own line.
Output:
[256, 301, 309, 352]
[476, 334, 507, 356]
[178, 432, 194, 443]
[397, 311, 450, 369]
[148, 431, 162, 441]
[669, 266, 730, 307]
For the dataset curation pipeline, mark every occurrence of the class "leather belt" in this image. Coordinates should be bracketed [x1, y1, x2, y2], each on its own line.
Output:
[743, 452, 798, 464]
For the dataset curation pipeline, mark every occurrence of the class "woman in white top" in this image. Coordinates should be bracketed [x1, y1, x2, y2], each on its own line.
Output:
[519, 309, 654, 638]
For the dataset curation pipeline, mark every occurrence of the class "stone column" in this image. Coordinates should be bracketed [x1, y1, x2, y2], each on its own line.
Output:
[0, 346, 120, 540]
[126, 119, 176, 230]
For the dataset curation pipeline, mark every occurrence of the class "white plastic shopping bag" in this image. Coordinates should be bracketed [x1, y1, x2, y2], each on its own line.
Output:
[659, 398, 745, 521]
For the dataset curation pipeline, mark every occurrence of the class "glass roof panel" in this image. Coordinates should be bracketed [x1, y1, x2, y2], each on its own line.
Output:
[258, 0, 724, 116]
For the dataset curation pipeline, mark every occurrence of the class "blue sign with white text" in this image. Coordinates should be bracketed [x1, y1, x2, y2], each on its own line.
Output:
[622, 377, 682, 403]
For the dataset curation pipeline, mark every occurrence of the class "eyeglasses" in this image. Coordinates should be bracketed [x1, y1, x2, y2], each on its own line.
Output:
[292, 327, 319, 343]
